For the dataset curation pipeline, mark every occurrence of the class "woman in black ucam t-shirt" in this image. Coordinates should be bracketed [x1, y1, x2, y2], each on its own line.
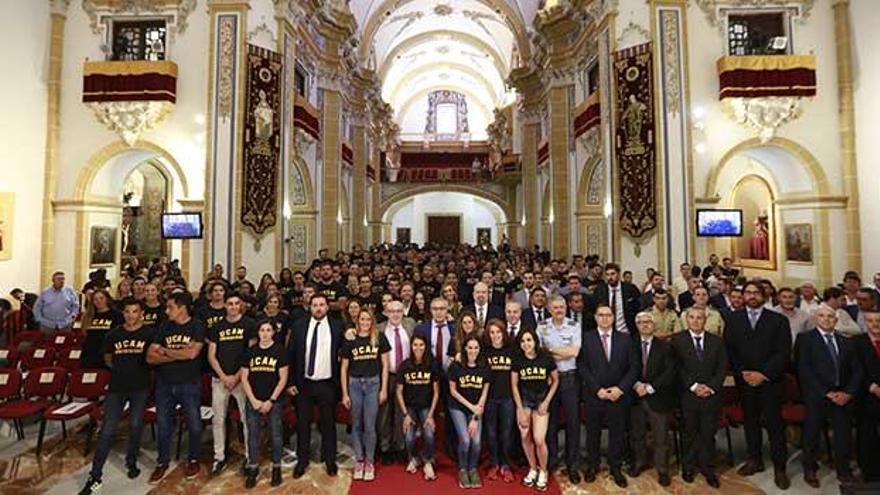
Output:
[511, 327, 559, 492]
[82, 289, 124, 369]
[482, 318, 516, 483]
[341, 309, 390, 482]
[141, 283, 166, 327]
[255, 294, 290, 347]
[395, 334, 439, 481]
[240, 319, 288, 488]
[448, 334, 490, 489]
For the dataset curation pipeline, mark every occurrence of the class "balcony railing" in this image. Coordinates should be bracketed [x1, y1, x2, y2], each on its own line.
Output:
[717, 55, 816, 99]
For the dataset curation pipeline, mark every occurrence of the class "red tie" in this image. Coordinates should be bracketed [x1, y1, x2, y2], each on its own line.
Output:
[435, 324, 444, 361]
[394, 326, 404, 371]
[873, 339, 880, 359]
[601, 332, 610, 361]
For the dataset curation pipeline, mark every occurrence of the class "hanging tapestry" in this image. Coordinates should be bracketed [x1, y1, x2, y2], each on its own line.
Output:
[614, 42, 657, 239]
[241, 44, 282, 237]
[424, 90, 469, 140]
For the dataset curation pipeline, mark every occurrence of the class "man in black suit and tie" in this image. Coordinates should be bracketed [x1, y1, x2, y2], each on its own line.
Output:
[795, 304, 862, 488]
[287, 294, 344, 478]
[504, 300, 531, 340]
[628, 311, 677, 486]
[578, 304, 639, 488]
[853, 310, 880, 482]
[671, 307, 726, 488]
[723, 281, 791, 489]
[566, 292, 589, 333]
[463, 282, 504, 329]
[521, 287, 548, 330]
[593, 263, 641, 334]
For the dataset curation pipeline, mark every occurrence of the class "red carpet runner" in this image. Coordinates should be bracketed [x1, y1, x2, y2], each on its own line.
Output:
[348, 452, 562, 495]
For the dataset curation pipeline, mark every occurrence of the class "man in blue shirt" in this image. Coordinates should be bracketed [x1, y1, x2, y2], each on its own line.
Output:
[34, 271, 79, 334]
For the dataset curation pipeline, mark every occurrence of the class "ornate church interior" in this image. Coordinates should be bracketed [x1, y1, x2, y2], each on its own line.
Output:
[1, 0, 880, 494]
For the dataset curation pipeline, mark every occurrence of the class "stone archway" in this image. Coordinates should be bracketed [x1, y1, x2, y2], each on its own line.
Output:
[575, 158, 608, 258]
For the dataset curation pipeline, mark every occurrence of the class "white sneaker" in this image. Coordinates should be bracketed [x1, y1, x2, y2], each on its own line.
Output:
[406, 458, 419, 473]
[536, 469, 548, 491]
[523, 468, 538, 487]
[423, 462, 436, 481]
[353, 461, 364, 480]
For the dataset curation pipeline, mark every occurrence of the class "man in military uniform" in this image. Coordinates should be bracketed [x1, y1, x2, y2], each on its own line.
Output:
[538, 295, 582, 482]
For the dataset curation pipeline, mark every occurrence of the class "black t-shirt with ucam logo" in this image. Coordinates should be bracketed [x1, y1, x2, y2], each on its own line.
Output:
[244, 342, 288, 401]
[208, 316, 257, 376]
[152, 318, 206, 384]
[102, 324, 155, 393]
[341, 334, 391, 378]
[448, 361, 490, 411]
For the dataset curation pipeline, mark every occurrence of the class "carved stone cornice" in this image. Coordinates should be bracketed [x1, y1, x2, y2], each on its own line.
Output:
[508, 66, 546, 113]
[82, 0, 198, 35]
[694, 0, 815, 26]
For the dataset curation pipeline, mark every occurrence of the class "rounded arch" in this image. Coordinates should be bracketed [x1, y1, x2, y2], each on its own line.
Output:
[576, 157, 604, 210]
[358, 0, 531, 64]
[385, 61, 503, 107]
[380, 184, 511, 221]
[290, 156, 316, 211]
[75, 140, 191, 201]
[705, 137, 830, 198]
[377, 30, 509, 82]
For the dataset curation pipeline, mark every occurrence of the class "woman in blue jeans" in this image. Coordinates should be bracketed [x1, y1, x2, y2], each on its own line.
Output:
[483, 319, 515, 483]
[341, 309, 390, 482]
[396, 334, 439, 481]
[448, 334, 491, 489]
[240, 319, 288, 488]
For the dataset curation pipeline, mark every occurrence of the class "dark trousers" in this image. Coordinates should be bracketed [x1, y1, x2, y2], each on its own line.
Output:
[803, 398, 853, 474]
[740, 381, 787, 468]
[629, 399, 670, 475]
[485, 397, 514, 468]
[548, 372, 580, 470]
[682, 401, 719, 475]
[378, 373, 404, 454]
[89, 390, 149, 480]
[155, 380, 202, 466]
[585, 398, 628, 470]
[857, 402, 880, 481]
[294, 379, 338, 465]
[246, 400, 283, 468]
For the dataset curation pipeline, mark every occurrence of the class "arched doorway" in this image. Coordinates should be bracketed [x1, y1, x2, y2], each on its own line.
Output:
[121, 160, 170, 266]
[381, 189, 508, 246]
[702, 138, 835, 286]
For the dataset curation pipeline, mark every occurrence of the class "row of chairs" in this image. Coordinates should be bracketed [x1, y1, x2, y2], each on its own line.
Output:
[0, 346, 84, 371]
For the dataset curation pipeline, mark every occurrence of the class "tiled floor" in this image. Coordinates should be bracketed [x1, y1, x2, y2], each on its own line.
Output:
[0, 415, 852, 494]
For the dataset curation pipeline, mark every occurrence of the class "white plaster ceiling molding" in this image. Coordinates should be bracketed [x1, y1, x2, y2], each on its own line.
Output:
[694, 0, 815, 27]
[82, 0, 197, 35]
[722, 96, 802, 143]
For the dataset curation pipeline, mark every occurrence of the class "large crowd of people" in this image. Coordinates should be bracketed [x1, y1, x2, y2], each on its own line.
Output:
[3, 242, 880, 493]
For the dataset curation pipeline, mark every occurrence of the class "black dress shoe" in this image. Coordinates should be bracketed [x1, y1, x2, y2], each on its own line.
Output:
[681, 470, 695, 483]
[736, 460, 765, 476]
[626, 464, 642, 478]
[611, 469, 628, 488]
[293, 462, 308, 479]
[658, 473, 671, 486]
[774, 470, 791, 490]
[804, 470, 820, 488]
[583, 466, 597, 483]
[271, 466, 282, 486]
[326, 462, 338, 476]
[705, 474, 720, 488]
[568, 469, 581, 484]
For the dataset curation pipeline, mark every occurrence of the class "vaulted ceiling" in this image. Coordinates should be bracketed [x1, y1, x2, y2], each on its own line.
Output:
[352, 0, 539, 139]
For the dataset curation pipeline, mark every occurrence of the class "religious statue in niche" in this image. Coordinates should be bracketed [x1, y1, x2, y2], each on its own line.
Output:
[750, 212, 770, 260]
[621, 94, 648, 156]
[254, 89, 274, 141]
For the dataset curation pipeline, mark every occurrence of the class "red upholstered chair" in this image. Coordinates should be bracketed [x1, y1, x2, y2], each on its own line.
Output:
[0, 368, 24, 438]
[38, 368, 110, 455]
[55, 347, 83, 371]
[0, 367, 67, 443]
[0, 346, 20, 369]
[47, 331, 77, 351]
[13, 330, 44, 350]
[20, 347, 57, 372]
[781, 373, 806, 425]
[720, 375, 743, 466]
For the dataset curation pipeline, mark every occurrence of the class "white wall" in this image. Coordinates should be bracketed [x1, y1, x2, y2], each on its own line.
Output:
[852, 0, 880, 276]
[385, 192, 505, 245]
[0, 0, 49, 291]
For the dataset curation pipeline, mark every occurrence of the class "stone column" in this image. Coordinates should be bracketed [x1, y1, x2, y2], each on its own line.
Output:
[349, 76, 369, 248]
[832, 0, 862, 272]
[521, 121, 540, 247]
[548, 83, 573, 258]
[368, 130, 383, 243]
[41, 0, 70, 285]
[204, 0, 249, 273]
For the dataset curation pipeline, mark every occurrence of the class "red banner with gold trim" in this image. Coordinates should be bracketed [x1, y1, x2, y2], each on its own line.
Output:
[717, 55, 816, 99]
[83, 60, 177, 103]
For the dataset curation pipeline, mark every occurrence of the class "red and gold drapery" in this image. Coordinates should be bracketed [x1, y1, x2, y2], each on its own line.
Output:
[574, 92, 600, 138]
[82, 60, 177, 103]
[717, 55, 816, 99]
[293, 93, 320, 140]
[537, 140, 549, 166]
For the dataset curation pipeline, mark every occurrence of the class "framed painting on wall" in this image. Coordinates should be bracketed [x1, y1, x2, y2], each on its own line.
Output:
[396, 228, 411, 245]
[0, 192, 13, 261]
[90, 226, 118, 267]
[476, 228, 491, 246]
[784, 223, 813, 264]
[730, 175, 776, 270]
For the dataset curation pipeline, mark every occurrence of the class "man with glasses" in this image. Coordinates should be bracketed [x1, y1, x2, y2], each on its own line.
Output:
[724, 281, 792, 490]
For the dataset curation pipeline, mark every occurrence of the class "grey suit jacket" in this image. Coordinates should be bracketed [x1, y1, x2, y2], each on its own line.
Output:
[378, 317, 416, 337]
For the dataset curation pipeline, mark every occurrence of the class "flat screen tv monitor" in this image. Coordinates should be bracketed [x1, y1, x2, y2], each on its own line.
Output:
[696, 209, 743, 237]
[161, 213, 203, 239]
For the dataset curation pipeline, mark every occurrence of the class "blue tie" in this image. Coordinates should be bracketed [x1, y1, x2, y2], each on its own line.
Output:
[307, 320, 320, 377]
[694, 336, 703, 361]
[823, 333, 839, 386]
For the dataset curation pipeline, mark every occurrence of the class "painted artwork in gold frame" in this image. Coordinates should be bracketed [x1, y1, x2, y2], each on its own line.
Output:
[784, 223, 813, 264]
[730, 175, 776, 270]
[0, 192, 13, 261]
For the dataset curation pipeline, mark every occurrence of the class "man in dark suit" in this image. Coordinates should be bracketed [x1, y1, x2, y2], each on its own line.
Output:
[723, 281, 792, 489]
[671, 307, 727, 488]
[578, 304, 639, 488]
[287, 294, 344, 478]
[521, 287, 548, 331]
[795, 304, 862, 488]
[462, 282, 504, 329]
[628, 311, 677, 486]
[566, 292, 589, 333]
[853, 310, 880, 482]
[678, 277, 702, 312]
[504, 300, 532, 340]
[593, 263, 641, 334]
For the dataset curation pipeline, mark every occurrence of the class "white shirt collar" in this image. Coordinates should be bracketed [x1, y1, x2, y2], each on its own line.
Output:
[688, 330, 705, 340]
